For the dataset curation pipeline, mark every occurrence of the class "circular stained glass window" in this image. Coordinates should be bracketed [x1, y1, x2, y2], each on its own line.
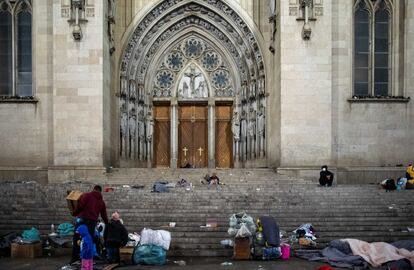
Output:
[202, 51, 221, 71]
[212, 69, 230, 89]
[165, 51, 185, 71]
[155, 70, 175, 89]
[181, 37, 205, 59]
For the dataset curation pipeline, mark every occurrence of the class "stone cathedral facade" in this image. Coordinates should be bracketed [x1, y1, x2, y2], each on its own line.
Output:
[0, 0, 412, 183]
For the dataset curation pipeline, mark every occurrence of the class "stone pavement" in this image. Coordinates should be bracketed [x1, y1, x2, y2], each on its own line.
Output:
[0, 256, 335, 270]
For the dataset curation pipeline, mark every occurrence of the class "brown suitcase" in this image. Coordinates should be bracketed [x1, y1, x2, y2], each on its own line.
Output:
[233, 237, 251, 260]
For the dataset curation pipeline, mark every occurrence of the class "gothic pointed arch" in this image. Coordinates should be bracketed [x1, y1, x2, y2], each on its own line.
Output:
[119, 0, 267, 166]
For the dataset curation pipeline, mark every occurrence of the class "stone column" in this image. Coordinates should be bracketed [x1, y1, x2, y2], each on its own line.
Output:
[170, 98, 178, 168]
[208, 99, 215, 168]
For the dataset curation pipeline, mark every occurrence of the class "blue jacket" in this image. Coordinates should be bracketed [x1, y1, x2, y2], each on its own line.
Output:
[77, 224, 94, 260]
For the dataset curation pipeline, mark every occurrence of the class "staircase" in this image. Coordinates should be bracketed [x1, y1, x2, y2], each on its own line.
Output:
[0, 168, 413, 257]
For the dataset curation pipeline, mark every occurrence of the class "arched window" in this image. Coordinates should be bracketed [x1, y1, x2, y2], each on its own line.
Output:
[353, 0, 392, 97]
[0, 0, 32, 97]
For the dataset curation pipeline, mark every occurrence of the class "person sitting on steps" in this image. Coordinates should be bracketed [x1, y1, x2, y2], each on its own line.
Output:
[319, 165, 334, 187]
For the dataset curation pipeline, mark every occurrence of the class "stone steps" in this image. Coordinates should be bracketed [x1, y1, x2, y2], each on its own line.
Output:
[0, 169, 413, 257]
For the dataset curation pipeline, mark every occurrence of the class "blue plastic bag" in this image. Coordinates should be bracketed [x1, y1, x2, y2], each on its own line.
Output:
[57, 223, 75, 236]
[22, 227, 40, 241]
[132, 244, 166, 265]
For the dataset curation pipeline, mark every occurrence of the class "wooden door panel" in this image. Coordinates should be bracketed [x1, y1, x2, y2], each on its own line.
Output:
[194, 120, 207, 167]
[179, 121, 193, 167]
[153, 106, 170, 167]
[215, 105, 232, 168]
[179, 105, 208, 168]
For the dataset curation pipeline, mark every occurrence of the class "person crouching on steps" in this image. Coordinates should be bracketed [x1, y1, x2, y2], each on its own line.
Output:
[104, 211, 128, 263]
[76, 224, 94, 270]
[319, 165, 334, 187]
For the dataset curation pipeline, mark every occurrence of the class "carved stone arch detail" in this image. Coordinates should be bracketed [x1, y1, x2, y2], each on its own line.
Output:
[119, 0, 268, 164]
[148, 32, 237, 99]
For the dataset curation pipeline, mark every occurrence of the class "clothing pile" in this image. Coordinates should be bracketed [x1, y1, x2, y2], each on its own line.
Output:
[296, 239, 414, 269]
[132, 228, 171, 265]
[293, 223, 317, 247]
[252, 216, 282, 260]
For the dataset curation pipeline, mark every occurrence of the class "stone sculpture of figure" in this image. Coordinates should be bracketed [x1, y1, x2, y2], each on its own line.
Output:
[248, 108, 256, 159]
[129, 114, 137, 159]
[240, 110, 248, 161]
[182, 81, 189, 98]
[197, 81, 207, 97]
[268, 0, 277, 53]
[184, 64, 202, 96]
[231, 111, 240, 141]
[257, 105, 265, 157]
[129, 80, 137, 100]
[120, 77, 127, 97]
[120, 111, 128, 157]
[248, 109, 256, 138]
[137, 108, 145, 160]
[146, 111, 154, 142]
[108, 0, 116, 54]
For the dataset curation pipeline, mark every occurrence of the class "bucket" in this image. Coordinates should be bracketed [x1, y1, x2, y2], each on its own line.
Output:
[280, 243, 290, 260]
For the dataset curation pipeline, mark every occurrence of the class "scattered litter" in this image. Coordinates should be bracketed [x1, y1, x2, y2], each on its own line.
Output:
[220, 239, 234, 247]
[132, 185, 145, 189]
[206, 218, 218, 228]
[257, 265, 266, 270]
[407, 227, 414, 232]
[169, 222, 176, 228]
[61, 265, 76, 270]
[122, 185, 131, 188]
[256, 188, 261, 191]
[221, 262, 233, 266]
[104, 186, 114, 192]
[173, 260, 186, 266]
[388, 206, 394, 209]
[389, 228, 394, 232]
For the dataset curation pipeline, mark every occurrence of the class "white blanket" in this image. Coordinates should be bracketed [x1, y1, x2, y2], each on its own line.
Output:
[344, 238, 414, 267]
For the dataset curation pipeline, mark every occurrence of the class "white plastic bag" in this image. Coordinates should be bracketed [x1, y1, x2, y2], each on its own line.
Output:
[140, 228, 171, 250]
[235, 223, 252, 238]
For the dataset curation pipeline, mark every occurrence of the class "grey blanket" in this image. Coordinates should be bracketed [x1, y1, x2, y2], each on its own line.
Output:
[295, 240, 368, 269]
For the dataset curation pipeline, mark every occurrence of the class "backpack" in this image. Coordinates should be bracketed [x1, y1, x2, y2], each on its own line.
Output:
[132, 244, 166, 265]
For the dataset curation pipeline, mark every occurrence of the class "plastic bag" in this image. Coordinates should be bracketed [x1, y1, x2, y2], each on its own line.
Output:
[132, 244, 166, 265]
[140, 228, 171, 250]
[235, 223, 252, 238]
[22, 227, 40, 241]
[57, 223, 75, 236]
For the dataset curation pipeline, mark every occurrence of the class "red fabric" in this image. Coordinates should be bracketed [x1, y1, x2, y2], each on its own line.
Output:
[316, 266, 334, 270]
[73, 191, 108, 224]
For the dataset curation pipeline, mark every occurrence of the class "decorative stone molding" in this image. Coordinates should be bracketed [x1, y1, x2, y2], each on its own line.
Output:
[119, 0, 267, 164]
[65, 0, 89, 41]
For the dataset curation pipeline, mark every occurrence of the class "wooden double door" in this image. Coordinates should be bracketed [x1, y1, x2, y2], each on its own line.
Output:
[178, 105, 208, 168]
[153, 103, 233, 168]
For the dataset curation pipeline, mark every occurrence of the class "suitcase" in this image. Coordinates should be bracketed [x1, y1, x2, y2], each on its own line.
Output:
[233, 237, 251, 260]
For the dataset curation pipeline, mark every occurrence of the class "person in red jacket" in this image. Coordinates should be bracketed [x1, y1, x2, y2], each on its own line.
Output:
[70, 185, 109, 264]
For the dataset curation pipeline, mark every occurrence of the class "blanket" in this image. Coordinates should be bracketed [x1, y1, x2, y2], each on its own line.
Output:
[344, 239, 414, 268]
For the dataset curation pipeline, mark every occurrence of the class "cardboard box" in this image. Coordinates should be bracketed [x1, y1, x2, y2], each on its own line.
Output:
[233, 237, 251, 260]
[120, 246, 134, 264]
[66, 190, 83, 214]
[11, 242, 42, 258]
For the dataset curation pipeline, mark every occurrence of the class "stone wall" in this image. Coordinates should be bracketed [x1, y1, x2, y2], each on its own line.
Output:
[0, 1, 53, 168]
[332, 0, 414, 167]
[279, 0, 333, 166]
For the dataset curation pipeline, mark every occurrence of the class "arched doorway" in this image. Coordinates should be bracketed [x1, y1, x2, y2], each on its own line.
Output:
[119, 0, 267, 168]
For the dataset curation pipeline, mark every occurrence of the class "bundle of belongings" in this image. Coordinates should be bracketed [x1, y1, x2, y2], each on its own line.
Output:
[252, 216, 282, 260]
[228, 212, 256, 260]
[293, 223, 317, 247]
[295, 239, 414, 269]
[132, 228, 171, 266]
